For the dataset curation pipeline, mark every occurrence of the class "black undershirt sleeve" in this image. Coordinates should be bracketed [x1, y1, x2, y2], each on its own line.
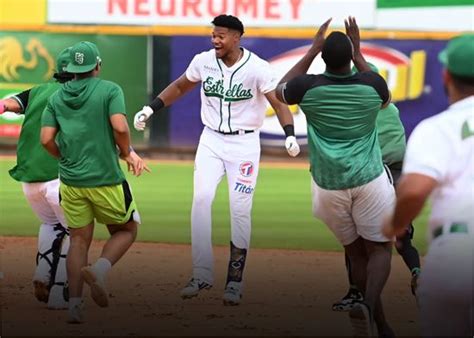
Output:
[361, 71, 390, 105]
[282, 74, 316, 105]
[12, 89, 31, 113]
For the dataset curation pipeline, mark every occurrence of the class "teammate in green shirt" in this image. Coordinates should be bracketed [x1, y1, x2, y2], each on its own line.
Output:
[333, 64, 421, 312]
[276, 17, 395, 337]
[0, 47, 73, 310]
[40, 41, 149, 324]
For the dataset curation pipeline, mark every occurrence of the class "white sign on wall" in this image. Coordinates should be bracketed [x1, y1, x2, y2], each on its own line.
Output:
[47, 0, 376, 28]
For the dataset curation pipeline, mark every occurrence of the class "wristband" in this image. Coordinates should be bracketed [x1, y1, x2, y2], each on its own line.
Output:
[283, 124, 295, 137]
[149, 97, 164, 113]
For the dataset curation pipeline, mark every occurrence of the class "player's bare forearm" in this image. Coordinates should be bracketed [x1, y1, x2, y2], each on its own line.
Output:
[390, 174, 437, 235]
[114, 130, 131, 157]
[44, 141, 61, 158]
[110, 114, 131, 157]
[156, 74, 198, 107]
[352, 51, 371, 73]
[0, 98, 22, 114]
[266, 90, 294, 127]
[40, 127, 60, 158]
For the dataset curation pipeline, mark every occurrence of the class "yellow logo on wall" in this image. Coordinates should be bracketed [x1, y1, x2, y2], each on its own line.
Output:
[0, 37, 54, 82]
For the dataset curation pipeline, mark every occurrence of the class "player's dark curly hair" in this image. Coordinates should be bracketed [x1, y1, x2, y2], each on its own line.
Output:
[212, 15, 244, 36]
[322, 31, 353, 70]
[53, 72, 74, 83]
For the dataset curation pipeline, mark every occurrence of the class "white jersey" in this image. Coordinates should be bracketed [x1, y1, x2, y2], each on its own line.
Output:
[185, 48, 277, 133]
[403, 96, 474, 236]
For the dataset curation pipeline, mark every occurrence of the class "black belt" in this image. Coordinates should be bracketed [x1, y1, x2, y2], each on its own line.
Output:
[433, 222, 469, 239]
[214, 129, 254, 135]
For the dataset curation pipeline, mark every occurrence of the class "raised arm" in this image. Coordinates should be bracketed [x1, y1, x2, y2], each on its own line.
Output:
[278, 18, 332, 86]
[345, 16, 391, 108]
[345, 16, 371, 73]
[134, 74, 199, 131]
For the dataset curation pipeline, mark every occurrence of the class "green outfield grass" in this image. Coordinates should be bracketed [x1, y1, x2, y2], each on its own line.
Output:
[0, 159, 430, 253]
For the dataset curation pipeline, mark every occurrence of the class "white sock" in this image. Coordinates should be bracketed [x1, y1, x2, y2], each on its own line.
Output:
[92, 258, 112, 280]
[69, 297, 82, 309]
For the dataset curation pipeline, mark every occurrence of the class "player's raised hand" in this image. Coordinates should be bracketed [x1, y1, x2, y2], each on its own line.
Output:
[345, 16, 361, 54]
[309, 18, 332, 55]
[285, 136, 300, 157]
[133, 106, 154, 131]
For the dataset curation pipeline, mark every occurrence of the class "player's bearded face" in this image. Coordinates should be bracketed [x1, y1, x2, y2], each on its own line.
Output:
[211, 27, 238, 59]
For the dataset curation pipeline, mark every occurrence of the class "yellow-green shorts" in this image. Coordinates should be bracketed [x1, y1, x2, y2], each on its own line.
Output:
[59, 181, 140, 228]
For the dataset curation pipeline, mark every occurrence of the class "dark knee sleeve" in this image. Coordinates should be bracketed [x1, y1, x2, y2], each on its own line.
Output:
[226, 241, 248, 284]
[396, 224, 421, 272]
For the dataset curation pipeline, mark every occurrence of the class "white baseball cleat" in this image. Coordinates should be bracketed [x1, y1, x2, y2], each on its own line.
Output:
[180, 278, 212, 299]
[223, 281, 242, 306]
[349, 302, 375, 337]
[67, 301, 84, 324]
[81, 266, 109, 307]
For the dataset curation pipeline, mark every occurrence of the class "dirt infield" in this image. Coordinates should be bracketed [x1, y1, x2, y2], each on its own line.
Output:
[1, 237, 419, 336]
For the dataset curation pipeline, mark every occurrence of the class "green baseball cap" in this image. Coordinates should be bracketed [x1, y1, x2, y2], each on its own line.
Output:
[66, 41, 101, 74]
[352, 62, 379, 74]
[56, 47, 72, 74]
[438, 34, 474, 78]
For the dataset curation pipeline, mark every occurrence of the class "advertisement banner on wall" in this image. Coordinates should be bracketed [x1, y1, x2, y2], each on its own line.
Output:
[167, 36, 449, 148]
[48, 0, 376, 28]
[376, 0, 474, 31]
[377, 0, 472, 8]
[0, 32, 148, 142]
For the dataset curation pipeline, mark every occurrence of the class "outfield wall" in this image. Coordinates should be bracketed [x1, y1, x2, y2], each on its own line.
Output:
[1, 0, 471, 149]
[0, 31, 149, 144]
[166, 35, 450, 148]
[0, 27, 457, 149]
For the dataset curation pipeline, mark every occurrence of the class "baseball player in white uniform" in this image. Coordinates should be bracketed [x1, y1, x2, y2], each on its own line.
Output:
[134, 14, 299, 305]
[384, 34, 474, 337]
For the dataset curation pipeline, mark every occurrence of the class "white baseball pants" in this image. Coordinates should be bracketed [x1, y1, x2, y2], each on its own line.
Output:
[418, 233, 473, 337]
[22, 179, 69, 287]
[191, 127, 260, 284]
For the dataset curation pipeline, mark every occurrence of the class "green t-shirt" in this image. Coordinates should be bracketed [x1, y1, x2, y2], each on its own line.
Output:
[42, 77, 126, 187]
[9, 82, 60, 183]
[376, 103, 406, 166]
[283, 71, 390, 190]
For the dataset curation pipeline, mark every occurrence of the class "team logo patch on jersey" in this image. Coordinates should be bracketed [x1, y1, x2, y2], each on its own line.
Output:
[239, 161, 254, 177]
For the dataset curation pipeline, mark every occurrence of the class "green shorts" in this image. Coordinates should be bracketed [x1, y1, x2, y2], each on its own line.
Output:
[59, 181, 140, 228]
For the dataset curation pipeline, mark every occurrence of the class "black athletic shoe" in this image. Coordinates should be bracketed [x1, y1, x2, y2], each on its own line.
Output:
[332, 287, 364, 312]
[411, 269, 420, 297]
